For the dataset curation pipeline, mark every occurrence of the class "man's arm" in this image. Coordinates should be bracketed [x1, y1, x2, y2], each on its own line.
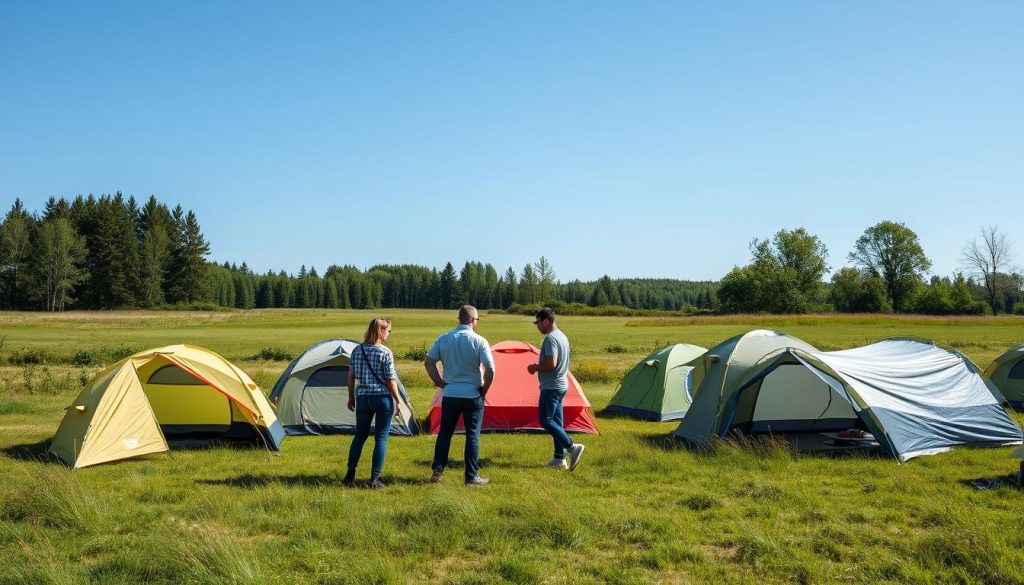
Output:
[424, 357, 446, 388]
[481, 365, 494, 396]
[529, 355, 556, 375]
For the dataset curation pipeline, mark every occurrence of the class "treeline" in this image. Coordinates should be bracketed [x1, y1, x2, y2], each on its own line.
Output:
[1, 196, 713, 312]
[209, 260, 716, 311]
[6, 196, 1020, 316]
[0, 196, 210, 310]
[717, 223, 1024, 315]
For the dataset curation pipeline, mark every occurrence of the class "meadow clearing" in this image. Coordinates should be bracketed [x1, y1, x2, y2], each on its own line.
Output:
[1, 309, 1023, 584]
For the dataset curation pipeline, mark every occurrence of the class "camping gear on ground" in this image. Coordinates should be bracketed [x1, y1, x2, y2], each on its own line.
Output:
[269, 339, 419, 436]
[50, 344, 284, 469]
[983, 345, 1024, 410]
[427, 340, 599, 434]
[673, 330, 1023, 462]
[604, 343, 707, 420]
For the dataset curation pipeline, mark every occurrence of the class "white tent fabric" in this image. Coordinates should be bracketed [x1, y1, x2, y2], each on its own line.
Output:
[798, 339, 1021, 460]
[675, 335, 1023, 461]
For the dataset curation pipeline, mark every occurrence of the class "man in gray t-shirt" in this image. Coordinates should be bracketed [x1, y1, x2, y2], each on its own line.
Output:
[527, 307, 585, 471]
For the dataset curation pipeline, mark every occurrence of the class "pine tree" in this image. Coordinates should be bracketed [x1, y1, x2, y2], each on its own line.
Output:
[137, 196, 171, 307]
[535, 256, 556, 303]
[519, 263, 538, 304]
[501, 266, 517, 308]
[171, 210, 212, 303]
[439, 262, 459, 309]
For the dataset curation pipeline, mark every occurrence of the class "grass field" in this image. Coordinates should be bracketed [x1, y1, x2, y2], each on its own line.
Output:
[1, 309, 1023, 584]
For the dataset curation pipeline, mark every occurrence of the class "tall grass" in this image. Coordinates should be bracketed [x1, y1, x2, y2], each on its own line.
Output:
[2, 310, 1024, 583]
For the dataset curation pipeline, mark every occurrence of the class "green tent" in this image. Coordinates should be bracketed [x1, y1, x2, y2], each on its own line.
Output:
[604, 344, 707, 421]
[984, 345, 1024, 410]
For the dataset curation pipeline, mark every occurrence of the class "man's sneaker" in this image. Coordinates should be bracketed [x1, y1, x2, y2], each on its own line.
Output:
[569, 444, 586, 471]
[545, 458, 568, 469]
[342, 470, 355, 485]
[368, 478, 386, 489]
[465, 476, 490, 487]
[430, 469, 444, 483]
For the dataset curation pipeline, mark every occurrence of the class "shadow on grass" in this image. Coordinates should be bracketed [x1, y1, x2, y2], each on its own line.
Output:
[197, 472, 436, 489]
[957, 473, 1022, 491]
[636, 431, 890, 460]
[637, 432, 687, 452]
[1, 439, 59, 463]
[197, 473, 337, 488]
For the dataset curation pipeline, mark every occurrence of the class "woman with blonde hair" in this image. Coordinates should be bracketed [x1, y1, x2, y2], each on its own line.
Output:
[344, 317, 401, 488]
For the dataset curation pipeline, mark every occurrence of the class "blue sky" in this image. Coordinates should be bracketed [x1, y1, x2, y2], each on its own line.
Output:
[2, 2, 1021, 281]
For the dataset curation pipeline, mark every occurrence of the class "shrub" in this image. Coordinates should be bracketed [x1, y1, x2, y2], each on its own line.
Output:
[70, 345, 137, 367]
[604, 344, 629, 353]
[106, 344, 139, 362]
[39, 367, 62, 394]
[251, 347, 294, 361]
[72, 350, 98, 366]
[401, 344, 429, 361]
[8, 347, 50, 366]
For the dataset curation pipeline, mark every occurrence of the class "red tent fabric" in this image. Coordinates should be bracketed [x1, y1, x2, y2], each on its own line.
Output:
[428, 340, 600, 434]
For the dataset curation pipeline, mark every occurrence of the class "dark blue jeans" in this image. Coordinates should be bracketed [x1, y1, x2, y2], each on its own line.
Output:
[347, 394, 395, 480]
[432, 395, 485, 482]
[539, 388, 574, 459]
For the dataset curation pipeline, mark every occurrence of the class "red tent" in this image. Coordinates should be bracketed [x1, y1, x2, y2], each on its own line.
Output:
[428, 340, 600, 434]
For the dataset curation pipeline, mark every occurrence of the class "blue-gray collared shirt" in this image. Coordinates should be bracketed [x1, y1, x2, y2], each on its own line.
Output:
[427, 324, 495, 399]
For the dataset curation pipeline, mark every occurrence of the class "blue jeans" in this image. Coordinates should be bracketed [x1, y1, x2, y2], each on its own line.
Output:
[432, 395, 485, 482]
[539, 388, 573, 459]
[347, 394, 395, 480]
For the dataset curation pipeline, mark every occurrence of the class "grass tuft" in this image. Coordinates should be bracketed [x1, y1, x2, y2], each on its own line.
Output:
[1, 468, 106, 531]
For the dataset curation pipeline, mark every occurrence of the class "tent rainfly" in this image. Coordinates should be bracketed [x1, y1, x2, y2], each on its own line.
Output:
[428, 340, 599, 434]
[269, 339, 420, 436]
[604, 343, 708, 421]
[50, 344, 284, 468]
[673, 331, 1023, 462]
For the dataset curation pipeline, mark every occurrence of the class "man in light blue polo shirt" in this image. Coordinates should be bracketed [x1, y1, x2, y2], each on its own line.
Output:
[425, 305, 495, 486]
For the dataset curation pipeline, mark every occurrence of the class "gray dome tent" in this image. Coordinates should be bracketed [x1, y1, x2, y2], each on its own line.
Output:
[674, 331, 1022, 462]
[269, 339, 420, 436]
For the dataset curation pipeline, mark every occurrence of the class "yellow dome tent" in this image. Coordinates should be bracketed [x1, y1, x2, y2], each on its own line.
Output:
[50, 344, 284, 468]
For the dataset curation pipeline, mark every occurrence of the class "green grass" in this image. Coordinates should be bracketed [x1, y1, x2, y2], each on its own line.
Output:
[1, 309, 1023, 583]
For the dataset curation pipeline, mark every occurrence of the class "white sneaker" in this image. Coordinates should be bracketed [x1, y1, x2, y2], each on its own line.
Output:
[569, 444, 586, 471]
[545, 458, 568, 469]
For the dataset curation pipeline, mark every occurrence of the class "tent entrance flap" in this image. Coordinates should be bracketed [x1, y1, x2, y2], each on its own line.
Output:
[142, 364, 260, 443]
[730, 362, 859, 434]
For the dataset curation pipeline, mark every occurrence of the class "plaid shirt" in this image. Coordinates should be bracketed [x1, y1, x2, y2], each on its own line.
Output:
[350, 343, 397, 396]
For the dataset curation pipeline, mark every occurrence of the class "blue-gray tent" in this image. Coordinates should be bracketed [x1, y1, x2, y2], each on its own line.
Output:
[674, 332, 1022, 462]
[269, 339, 420, 436]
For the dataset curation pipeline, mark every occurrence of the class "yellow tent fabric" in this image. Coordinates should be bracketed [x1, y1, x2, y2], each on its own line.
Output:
[50, 344, 283, 469]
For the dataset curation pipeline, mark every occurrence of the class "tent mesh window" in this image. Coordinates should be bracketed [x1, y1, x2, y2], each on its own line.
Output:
[1008, 361, 1024, 380]
[305, 366, 348, 387]
[147, 365, 205, 385]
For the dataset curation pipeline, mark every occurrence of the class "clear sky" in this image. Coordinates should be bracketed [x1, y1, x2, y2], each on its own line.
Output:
[2, 2, 1021, 281]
